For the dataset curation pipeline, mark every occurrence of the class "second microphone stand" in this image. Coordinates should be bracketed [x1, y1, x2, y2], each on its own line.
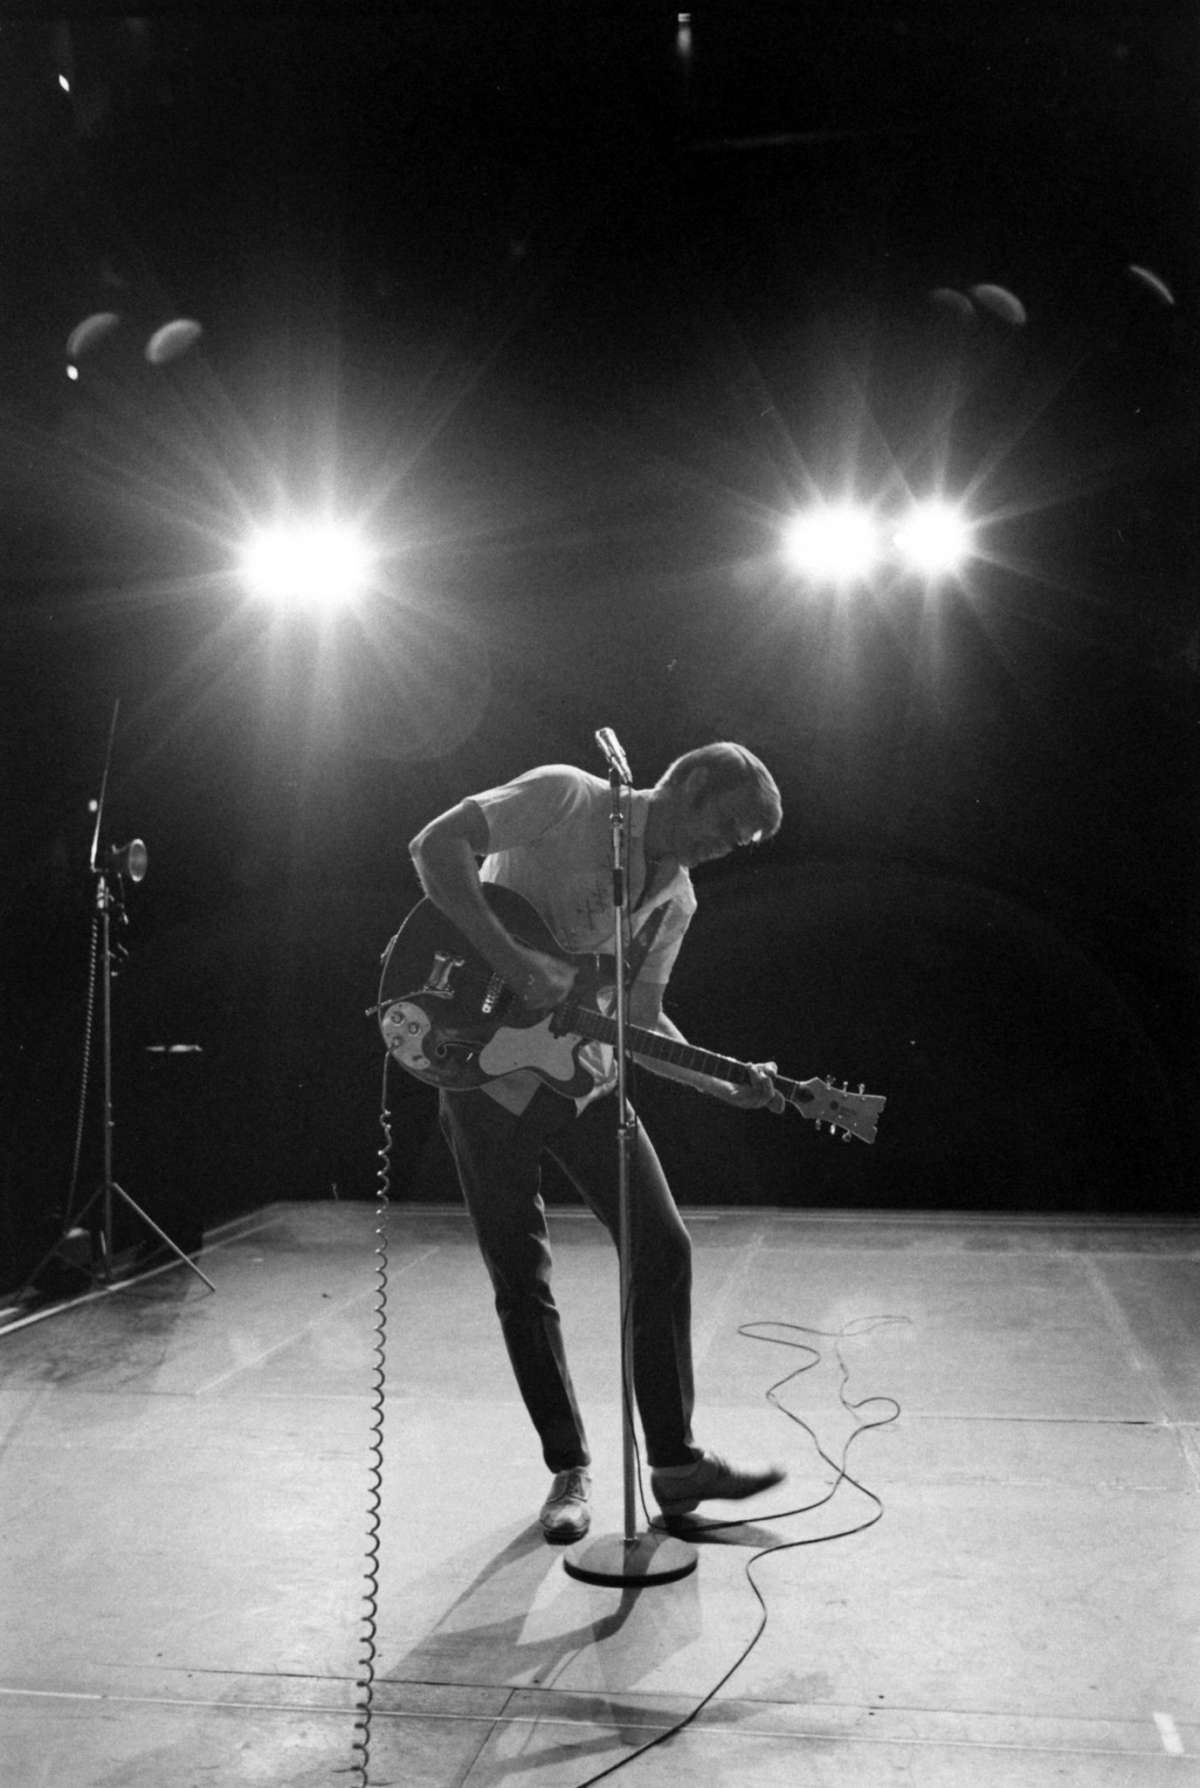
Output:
[20, 700, 216, 1310]
[564, 759, 697, 1587]
[82, 856, 217, 1293]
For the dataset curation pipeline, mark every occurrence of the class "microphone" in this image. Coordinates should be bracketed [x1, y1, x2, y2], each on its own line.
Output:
[594, 727, 632, 784]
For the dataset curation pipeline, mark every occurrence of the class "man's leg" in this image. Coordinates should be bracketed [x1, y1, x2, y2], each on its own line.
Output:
[438, 1089, 590, 1474]
[544, 1094, 699, 1469]
[547, 1093, 787, 1519]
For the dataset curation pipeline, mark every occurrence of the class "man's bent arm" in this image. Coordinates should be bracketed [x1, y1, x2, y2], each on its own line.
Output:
[408, 801, 574, 1009]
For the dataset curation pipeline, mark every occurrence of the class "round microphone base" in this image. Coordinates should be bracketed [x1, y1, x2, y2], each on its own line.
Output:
[562, 1529, 697, 1587]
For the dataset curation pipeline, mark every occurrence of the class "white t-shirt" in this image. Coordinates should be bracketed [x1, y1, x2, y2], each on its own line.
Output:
[470, 764, 696, 1112]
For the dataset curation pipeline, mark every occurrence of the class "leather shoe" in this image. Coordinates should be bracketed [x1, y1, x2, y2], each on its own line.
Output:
[539, 1468, 591, 1543]
[651, 1451, 785, 1518]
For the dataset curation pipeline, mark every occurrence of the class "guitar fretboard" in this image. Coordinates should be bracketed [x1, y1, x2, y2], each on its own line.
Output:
[559, 1002, 812, 1105]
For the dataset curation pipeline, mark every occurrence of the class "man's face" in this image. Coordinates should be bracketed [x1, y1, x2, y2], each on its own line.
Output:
[671, 783, 763, 868]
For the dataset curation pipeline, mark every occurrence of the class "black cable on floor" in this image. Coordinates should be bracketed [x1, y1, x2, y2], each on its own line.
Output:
[570, 1311, 910, 1787]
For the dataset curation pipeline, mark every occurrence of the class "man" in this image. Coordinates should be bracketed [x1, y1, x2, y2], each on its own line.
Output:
[408, 741, 788, 1542]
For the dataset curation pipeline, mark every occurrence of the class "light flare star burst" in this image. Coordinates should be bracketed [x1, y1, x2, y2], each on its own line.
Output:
[241, 521, 372, 613]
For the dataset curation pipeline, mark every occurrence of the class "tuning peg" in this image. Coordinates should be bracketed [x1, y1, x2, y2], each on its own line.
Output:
[858, 1083, 865, 1094]
[842, 1130, 852, 1142]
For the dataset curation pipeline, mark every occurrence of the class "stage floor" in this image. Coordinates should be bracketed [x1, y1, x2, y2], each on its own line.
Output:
[1, 1199, 1198, 1786]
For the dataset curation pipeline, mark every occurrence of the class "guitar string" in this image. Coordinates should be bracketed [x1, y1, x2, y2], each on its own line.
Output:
[429, 959, 848, 1125]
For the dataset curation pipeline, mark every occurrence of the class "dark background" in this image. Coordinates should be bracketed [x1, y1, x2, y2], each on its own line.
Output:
[2, 3, 1197, 1289]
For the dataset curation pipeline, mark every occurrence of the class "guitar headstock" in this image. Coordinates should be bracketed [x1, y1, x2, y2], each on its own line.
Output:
[784, 1075, 886, 1144]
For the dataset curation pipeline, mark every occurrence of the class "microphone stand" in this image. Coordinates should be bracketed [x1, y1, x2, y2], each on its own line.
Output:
[82, 855, 216, 1293]
[564, 734, 696, 1587]
[20, 700, 216, 1311]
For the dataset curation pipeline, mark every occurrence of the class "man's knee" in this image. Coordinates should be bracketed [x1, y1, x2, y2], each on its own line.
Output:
[486, 1235, 557, 1317]
[634, 1218, 692, 1291]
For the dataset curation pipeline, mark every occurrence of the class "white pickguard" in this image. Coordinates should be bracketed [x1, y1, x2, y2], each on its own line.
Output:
[478, 1017, 581, 1084]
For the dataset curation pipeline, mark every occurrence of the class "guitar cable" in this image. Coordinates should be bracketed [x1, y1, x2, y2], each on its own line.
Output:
[347, 1052, 395, 1787]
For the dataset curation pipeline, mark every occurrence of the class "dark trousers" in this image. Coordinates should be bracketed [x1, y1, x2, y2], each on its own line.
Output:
[438, 1084, 698, 1473]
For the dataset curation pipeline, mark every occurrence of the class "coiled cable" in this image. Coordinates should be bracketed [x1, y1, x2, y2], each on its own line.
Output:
[348, 1053, 393, 1785]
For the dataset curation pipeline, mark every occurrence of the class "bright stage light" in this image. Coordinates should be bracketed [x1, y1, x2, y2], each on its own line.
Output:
[782, 503, 880, 584]
[893, 501, 974, 577]
[241, 521, 371, 612]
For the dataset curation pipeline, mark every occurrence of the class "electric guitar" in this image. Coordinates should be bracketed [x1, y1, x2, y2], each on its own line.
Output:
[376, 886, 886, 1144]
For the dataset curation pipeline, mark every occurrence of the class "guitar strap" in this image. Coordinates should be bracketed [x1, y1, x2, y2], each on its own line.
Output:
[623, 899, 668, 985]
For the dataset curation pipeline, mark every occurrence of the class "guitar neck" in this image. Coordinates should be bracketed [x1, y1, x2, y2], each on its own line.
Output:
[562, 1001, 802, 1099]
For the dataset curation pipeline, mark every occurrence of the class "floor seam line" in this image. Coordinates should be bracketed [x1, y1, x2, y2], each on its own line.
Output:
[1082, 1256, 1171, 1411]
[690, 1224, 769, 1370]
[1, 1684, 1185, 1757]
[458, 1683, 520, 1785]
[1081, 1256, 1200, 1493]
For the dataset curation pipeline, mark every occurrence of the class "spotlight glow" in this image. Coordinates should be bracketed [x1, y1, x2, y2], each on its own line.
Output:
[241, 521, 371, 612]
[893, 501, 974, 577]
[783, 503, 880, 583]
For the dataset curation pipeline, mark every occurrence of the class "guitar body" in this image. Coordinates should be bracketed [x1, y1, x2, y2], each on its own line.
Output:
[377, 886, 607, 1097]
[377, 886, 887, 1142]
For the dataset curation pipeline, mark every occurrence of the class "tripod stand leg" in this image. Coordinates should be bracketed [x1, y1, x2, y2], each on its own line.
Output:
[107, 1182, 218, 1293]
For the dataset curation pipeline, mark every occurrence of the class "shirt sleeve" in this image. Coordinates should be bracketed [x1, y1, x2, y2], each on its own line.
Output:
[469, 765, 585, 854]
